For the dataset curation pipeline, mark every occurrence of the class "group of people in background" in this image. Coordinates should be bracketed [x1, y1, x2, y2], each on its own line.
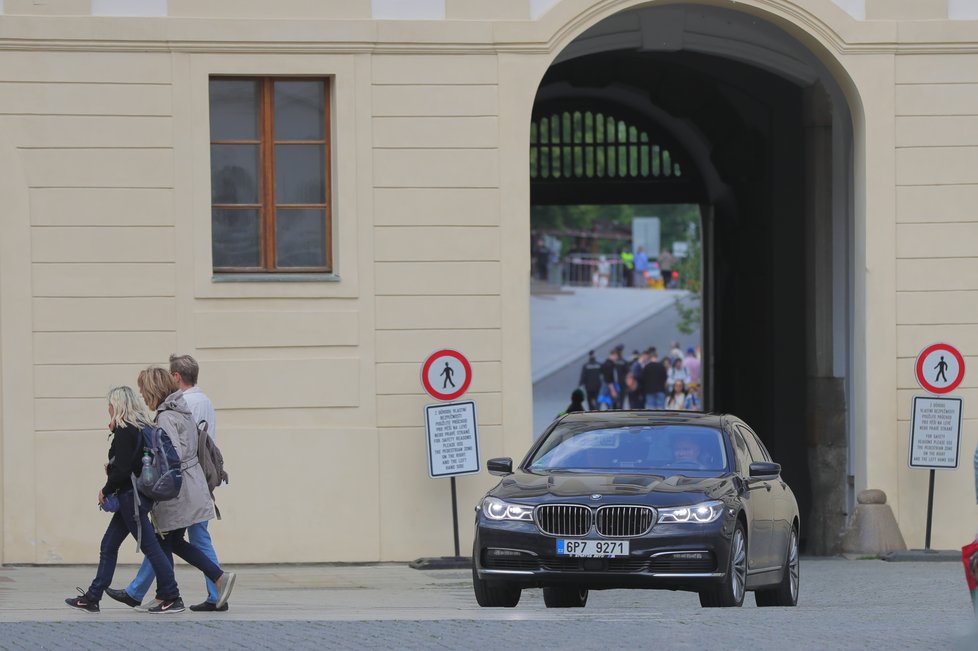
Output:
[568, 342, 702, 415]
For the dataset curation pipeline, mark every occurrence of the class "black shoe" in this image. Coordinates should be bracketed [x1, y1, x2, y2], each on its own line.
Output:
[190, 600, 229, 612]
[65, 588, 99, 613]
[105, 587, 141, 608]
[147, 597, 185, 614]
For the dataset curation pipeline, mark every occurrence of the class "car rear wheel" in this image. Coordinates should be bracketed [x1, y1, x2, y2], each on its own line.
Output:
[542, 586, 588, 608]
[698, 522, 746, 608]
[472, 565, 521, 607]
[755, 528, 799, 607]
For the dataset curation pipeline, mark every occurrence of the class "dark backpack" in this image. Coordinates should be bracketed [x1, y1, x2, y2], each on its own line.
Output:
[136, 425, 183, 502]
[197, 421, 229, 519]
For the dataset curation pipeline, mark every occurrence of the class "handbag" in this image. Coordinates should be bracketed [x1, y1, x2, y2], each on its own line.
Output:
[100, 493, 120, 513]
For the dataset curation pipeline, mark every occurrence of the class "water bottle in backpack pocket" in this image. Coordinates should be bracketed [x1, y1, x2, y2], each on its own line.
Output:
[136, 425, 183, 501]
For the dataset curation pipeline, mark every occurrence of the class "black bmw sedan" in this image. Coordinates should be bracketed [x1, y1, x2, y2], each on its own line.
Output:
[472, 411, 799, 608]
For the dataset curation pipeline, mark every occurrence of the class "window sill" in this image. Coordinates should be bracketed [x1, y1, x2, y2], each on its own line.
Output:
[212, 273, 341, 283]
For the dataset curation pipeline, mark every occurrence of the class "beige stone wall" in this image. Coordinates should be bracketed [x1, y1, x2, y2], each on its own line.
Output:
[894, 53, 978, 548]
[2, 0, 978, 562]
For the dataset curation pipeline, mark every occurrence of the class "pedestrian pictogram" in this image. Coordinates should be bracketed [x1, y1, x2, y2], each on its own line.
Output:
[914, 343, 965, 395]
[421, 349, 472, 401]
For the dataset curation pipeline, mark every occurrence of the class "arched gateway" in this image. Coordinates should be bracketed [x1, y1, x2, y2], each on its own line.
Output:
[532, 3, 859, 553]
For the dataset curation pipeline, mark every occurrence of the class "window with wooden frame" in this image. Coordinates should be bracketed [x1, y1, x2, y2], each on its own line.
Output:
[209, 77, 332, 273]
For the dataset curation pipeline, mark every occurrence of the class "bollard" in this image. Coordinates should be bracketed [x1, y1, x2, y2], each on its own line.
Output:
[840, 489, 907, 555]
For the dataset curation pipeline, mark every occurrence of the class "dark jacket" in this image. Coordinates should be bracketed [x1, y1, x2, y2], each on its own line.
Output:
[579, 358, 603, 392]
[641, 361, 668, 395]
[600, 358, 617, 386]
[103, 423, 143, 496]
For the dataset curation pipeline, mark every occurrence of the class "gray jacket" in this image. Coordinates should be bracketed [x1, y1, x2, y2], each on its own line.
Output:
[151, 390, 215, 532]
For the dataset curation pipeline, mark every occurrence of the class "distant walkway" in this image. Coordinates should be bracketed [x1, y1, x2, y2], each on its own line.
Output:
[531, 286, 686, 383]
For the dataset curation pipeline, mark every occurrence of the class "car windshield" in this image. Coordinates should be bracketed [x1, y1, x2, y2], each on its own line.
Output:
[527, 424, 729, 473]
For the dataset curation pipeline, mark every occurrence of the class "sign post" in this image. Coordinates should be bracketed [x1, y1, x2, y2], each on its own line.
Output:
[411, 350, 479, 569]
[910, 342, 965, 551]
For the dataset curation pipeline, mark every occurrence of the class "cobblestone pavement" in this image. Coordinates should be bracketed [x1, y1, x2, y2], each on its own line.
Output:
[1, 558, 976, 650]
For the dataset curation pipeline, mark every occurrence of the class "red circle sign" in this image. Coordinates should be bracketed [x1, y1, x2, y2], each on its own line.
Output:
[915, 343, 965, 394]
[421, 349, 472, 401]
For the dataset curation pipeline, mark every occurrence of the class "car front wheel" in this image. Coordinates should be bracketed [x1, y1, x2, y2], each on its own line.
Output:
[755, 527, 799, 607]
[542, 586, 588, 608]
[472, 564, 521, 607]
[699, 522, 747, 608]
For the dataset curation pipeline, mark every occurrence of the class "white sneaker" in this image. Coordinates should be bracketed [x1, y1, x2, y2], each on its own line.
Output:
[134, 598, 162, 613]
[214, 572, 236, 610]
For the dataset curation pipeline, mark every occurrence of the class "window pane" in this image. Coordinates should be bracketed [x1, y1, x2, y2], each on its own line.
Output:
[209, 80, 258, 140]
[211, 144, 259, 204]
[274, 81, 325, 141]
[276, 208, 326, 268]
[275, 144, 325, 204]
[212, 208, 260, 268]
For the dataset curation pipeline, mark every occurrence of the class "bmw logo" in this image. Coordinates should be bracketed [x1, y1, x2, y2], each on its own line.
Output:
[591, 494, 601, 500]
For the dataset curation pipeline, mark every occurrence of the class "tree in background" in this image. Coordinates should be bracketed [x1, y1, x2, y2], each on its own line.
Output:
[674, 221, 702, 335]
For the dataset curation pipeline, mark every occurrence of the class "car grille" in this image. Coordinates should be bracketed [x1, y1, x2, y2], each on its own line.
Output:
[535, 504, 592, 536]
[535, 504, 657, 537]
[596, 506, 656, 537]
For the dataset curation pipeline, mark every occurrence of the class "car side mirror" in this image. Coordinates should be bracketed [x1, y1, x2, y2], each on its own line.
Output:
[749, 461, 781, 480]
[487, 457, 513, 476]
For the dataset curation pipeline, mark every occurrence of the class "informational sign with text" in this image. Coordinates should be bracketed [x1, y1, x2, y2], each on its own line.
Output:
[424, 401, 480, 478]
[909, 396, 962, 469]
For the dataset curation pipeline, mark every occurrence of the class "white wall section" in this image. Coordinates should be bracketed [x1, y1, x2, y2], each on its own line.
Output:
[833, 0, 866, 20]
[372, 0, 444, 20]
[91, 0, 167, 16]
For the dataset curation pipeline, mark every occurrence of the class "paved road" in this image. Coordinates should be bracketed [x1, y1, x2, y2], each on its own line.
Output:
[2, 559, 976, 649]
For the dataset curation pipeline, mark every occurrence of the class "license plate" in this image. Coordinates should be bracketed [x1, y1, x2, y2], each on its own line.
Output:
[556, 539, 630, 557]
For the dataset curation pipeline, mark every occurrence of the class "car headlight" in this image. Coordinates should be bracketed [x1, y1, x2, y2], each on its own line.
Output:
[481, 497, 534, 522]
[657, 500, 724, 524]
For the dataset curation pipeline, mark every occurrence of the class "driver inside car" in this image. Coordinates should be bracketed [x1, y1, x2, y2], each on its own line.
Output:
[670, 434, 702, 467]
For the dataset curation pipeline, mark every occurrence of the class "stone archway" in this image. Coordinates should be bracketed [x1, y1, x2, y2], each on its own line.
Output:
[530, 2, 859, 553]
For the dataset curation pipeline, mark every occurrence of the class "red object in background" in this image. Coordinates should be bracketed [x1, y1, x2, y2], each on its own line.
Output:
[961, 538, 978, 609]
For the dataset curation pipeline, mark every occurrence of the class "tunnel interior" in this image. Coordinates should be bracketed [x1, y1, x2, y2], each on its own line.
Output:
[531, 6, 853, 553]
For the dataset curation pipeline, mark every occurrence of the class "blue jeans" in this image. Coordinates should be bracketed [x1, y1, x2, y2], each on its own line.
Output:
[646, 392, 666, 409]
[127, 521, 222, 602]
[88, 490, 179, 602]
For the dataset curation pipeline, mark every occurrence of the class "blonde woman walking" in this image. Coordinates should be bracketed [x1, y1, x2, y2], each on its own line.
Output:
[65, 386, 184, 613]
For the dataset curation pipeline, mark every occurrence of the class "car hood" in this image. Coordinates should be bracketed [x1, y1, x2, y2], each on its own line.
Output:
[489, 469, 736, 507]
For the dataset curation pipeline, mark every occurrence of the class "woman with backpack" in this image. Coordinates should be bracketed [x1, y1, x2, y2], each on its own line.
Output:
[65, 386, 184, 613]
[105, 367, 235, 612]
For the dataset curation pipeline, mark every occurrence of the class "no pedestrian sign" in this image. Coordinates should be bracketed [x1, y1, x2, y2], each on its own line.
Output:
[915, 343, 965, 395]
[421, 349, 472, 401]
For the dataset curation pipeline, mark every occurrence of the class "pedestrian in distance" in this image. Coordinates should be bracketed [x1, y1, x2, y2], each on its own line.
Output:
[613, 344, 630, 409]
[104, 367, 235, 613]
[628, 349, 649, 409]
[665, 380, 689, 410]
[65, 386, 184, 614]
[633, 246, 649, 288]
[599, 348, 621, 410]
[641, 351, 668, 409]
[662, 357, 673, 391]
[685, 382, 702, 411]
[579, 351, 603, 411]
[683, 347, 701, 386]
[669, 356, 690, 387]
[115, 354, 229, 612]
[557, 388, 586, 419]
